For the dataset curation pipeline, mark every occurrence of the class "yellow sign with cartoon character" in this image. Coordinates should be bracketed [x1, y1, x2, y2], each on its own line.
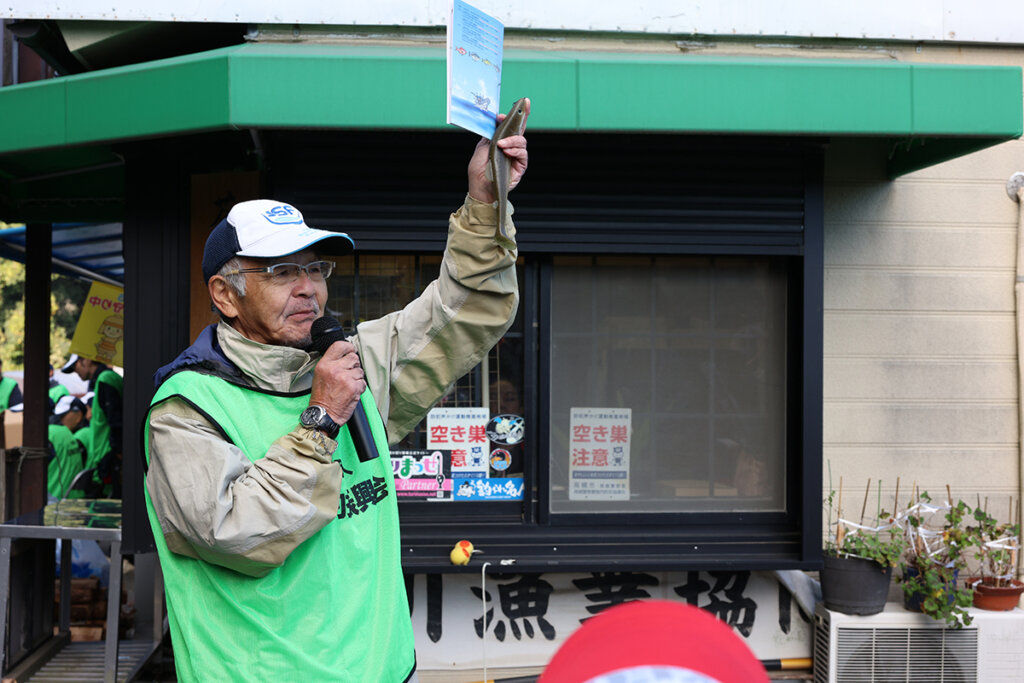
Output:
[69, 282, 125, 368]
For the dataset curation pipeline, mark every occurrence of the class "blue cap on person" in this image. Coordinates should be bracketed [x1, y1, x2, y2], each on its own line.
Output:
[539, 600, 770, 683]
[202, 200, 355, 284]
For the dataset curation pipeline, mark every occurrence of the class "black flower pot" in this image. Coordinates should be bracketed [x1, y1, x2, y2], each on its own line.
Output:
[902, 565, 960, 613]
[821, 554, 893, 615]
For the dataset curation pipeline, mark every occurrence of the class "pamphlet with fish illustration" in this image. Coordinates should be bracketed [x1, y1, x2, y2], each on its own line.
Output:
[446, 0, 504, 139]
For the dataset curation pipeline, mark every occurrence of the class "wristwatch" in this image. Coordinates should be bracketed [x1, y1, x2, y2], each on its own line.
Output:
[299, 404, 340, 439]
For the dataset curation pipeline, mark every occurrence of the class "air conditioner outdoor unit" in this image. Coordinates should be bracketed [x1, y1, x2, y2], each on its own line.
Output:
[813, 602, 1024, 683]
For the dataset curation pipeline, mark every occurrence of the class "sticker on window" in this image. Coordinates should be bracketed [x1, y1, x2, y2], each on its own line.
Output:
[568, 407, 631, 501]
[486, 414, 524, 445]
[391, 449, 452, 500]
[452, 476, 524, 501]
[428, 407, 490, 475]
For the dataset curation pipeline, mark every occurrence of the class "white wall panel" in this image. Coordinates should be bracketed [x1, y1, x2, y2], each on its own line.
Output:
[4, 1, 1024, 44]
[822, 447, 1015, 499]
[825, 225, 1016, 269]
[825, 270, 1013, 311]
[824, 404, 1018, 444]
[825, 359, 1018, 400]
[825, 313, 1015, 356]
[827, 182, 1019, 225]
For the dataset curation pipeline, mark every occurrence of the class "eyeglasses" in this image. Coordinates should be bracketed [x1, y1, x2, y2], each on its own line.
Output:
[223, 260, 335, 283]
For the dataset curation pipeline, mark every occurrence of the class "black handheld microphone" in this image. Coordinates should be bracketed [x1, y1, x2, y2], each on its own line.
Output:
[310, 316, 381, 462]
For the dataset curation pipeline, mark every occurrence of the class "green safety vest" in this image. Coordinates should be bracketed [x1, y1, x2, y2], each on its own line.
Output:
[82, 369, 122, 469]
[74, 425, 92, 462]
[0, 376, 16, 411]
[47, 424, 86, 499]
[48, 381, 70, 406]
[144, 371, 414, 683]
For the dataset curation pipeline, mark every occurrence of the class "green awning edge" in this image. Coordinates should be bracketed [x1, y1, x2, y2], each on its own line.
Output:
[886, 136, 1012, 179]
[0, 42, 1020, 169]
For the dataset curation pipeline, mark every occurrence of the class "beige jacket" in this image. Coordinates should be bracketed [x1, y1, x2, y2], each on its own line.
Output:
[145, 195, 518, 575]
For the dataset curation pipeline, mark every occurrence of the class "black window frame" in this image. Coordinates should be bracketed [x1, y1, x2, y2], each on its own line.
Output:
[536, 253, 800, 526]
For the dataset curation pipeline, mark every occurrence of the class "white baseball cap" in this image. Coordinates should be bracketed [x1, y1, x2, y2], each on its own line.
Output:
[53, 394, 86, 417]
[202, 200, 354, 283]
[60, 354, 80, 373]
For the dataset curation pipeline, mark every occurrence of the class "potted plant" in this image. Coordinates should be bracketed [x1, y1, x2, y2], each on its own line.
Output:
[965, 498, 1022, 611]
[821, 476, 907, 615]
[898, 486, 974, 628]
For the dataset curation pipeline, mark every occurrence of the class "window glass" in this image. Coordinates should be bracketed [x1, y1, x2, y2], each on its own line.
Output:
[328, 254, 433, 328]
[549, 255, 788, 514]
[328, 254, 525, 503]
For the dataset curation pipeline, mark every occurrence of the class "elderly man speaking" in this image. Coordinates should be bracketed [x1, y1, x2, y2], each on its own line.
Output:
[143, 101, 529, 682]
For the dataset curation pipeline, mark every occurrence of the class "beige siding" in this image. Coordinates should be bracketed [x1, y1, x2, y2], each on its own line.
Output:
[823, 118, 1024, 513]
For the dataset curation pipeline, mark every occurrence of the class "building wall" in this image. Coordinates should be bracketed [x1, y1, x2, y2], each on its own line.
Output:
[821, 43, 1024, 527]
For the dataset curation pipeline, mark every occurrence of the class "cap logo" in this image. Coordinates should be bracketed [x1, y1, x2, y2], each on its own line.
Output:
[262, 205, 304, 225]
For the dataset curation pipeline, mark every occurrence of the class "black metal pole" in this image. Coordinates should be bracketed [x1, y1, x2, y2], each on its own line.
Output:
[20, 222, 51, 515]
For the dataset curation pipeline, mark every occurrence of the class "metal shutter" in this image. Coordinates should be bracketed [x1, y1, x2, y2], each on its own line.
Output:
[265, 130, 817, 254]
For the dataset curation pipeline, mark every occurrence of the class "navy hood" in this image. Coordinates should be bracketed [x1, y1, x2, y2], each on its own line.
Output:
[153, 324, 246, 388]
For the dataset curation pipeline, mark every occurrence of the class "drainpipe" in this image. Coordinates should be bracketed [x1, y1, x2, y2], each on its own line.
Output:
[1008, 171, 1024, 582]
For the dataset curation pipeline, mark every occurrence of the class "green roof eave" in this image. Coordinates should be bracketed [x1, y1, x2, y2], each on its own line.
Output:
[0, 42, 1020, 177]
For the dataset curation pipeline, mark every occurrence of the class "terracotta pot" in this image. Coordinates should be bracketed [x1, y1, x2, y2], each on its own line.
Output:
[970, 578, 1024, 611]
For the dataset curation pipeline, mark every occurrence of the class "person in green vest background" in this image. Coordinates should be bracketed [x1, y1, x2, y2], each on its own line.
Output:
[61, 354, 123, 497]
[143, 101, 529, 682]
[48, 363, 70, 415]
[47, 395, 88, 499]
[0, 358, 24, 447]
[0, 358, 24, 413]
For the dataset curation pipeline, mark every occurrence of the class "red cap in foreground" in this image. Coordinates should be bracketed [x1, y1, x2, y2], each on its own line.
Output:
[538, 600, 770, 683]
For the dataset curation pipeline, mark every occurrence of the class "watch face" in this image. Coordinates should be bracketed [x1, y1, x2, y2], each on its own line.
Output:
[301, 405, 339, 438]
[301, 405, 328, 427]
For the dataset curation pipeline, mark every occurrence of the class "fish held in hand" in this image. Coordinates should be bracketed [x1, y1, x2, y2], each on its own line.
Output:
[487, 97, 528, 249]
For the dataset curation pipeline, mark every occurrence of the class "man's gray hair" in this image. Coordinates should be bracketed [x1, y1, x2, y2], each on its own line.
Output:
[210, 256, 246, 320]
[218, 257, 247, 297]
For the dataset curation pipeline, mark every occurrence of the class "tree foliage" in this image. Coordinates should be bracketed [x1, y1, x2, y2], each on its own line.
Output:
[0, 257, 91, 370]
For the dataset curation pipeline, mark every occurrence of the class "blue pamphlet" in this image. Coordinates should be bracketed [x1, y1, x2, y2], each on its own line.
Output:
[446, 0, 504, 139]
